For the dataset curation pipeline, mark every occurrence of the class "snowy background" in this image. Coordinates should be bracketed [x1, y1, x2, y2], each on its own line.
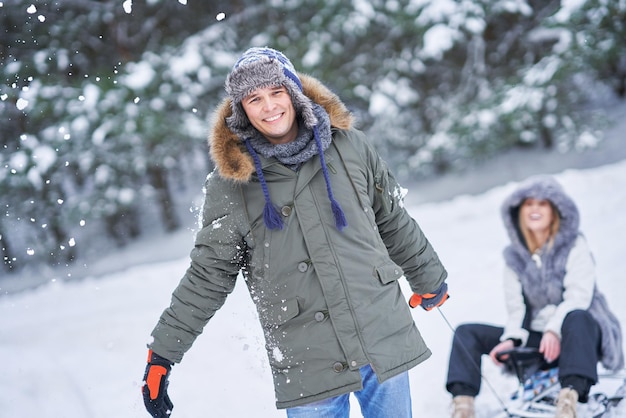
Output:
[1, 103, 626, 417]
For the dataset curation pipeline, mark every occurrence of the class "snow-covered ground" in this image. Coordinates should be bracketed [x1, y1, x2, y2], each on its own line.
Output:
[2, 155, 626, 417]
[2, 101, 626, 417]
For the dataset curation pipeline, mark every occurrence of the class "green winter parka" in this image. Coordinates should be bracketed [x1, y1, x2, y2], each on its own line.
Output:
[149, 74, 448, 409]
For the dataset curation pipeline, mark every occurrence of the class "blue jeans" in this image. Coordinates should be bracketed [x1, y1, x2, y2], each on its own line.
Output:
[286, 365, 412, 418]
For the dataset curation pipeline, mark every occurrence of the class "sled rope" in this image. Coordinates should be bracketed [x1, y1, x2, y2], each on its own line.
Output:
[436, 307, 516, 417]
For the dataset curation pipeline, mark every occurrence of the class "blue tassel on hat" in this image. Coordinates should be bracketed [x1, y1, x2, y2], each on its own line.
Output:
[244, 140, 284, 230]
[313, 126, 347, 231]
[245, 135, 348, 231]
[230, 47, 347, 231]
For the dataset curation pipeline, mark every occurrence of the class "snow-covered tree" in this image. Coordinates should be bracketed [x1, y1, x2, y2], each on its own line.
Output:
[1, 0, 624, 271]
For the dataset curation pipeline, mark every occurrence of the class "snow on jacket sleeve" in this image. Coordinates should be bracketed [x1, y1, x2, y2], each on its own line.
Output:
[360, 136, 448, 294]
[148, 172, 248, 363]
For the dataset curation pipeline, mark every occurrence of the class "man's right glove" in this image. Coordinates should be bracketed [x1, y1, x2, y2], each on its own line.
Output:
[409, 282, 449, 311]
[142, 350, 174, 418]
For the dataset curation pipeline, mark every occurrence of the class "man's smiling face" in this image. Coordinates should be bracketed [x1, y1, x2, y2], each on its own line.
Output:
[241, 85, 298, 145]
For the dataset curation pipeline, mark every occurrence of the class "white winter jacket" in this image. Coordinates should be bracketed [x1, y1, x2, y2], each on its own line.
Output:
[501, 235, 595, 344]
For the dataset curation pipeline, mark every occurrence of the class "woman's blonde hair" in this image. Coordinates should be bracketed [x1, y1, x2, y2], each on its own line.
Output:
[519, 200, 561, 253]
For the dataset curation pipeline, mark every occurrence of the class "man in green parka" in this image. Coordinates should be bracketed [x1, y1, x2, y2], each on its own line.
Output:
[141, 47, 449, 418]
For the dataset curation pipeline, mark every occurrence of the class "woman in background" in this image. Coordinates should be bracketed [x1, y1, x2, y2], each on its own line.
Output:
[445, 176, 623, 418]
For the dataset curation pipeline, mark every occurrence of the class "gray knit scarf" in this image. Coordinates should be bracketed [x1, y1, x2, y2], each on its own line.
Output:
[247, 103, 331, 170]
[501, 176, 624, 371]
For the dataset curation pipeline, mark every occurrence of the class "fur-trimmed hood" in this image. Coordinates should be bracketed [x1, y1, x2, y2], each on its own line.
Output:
[207, 73, 354, 183]
[501, 175, 579, 256]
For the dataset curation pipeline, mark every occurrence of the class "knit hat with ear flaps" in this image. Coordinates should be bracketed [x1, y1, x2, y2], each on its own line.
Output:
[225, 47, 317, 140]
[224, 47, 347, 231]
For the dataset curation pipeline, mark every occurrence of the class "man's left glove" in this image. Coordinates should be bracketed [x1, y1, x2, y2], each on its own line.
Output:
[142, 350, 174, 418]
[409, 282, 449, 311]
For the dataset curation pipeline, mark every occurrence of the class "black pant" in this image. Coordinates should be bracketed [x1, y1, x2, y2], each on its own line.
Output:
[446, 310, 601, 398]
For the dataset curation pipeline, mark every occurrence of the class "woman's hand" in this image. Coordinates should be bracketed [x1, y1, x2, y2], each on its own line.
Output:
[539, 331, 561, 363]
[489, 339, 515, 365]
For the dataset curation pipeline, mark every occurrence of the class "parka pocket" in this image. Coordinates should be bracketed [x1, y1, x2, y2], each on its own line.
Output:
[374, 262, 404, 285]
[261, 298, 300, 328]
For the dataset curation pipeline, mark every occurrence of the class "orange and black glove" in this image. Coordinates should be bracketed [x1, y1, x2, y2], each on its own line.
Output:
[409, 282, 449, 311]
[142, 350, 174, 418]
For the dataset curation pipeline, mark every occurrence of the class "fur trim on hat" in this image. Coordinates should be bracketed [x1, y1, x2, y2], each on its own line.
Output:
[220, 48, 351, 231]
[224, 47, 316, 139]
[209, 73, 353, 183]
